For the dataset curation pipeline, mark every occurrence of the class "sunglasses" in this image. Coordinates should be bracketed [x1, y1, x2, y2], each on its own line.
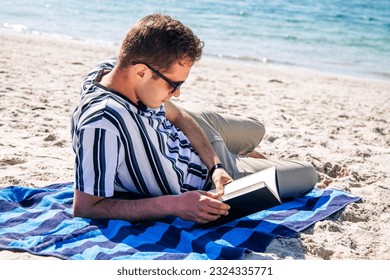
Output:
[132, 62, 184, 94]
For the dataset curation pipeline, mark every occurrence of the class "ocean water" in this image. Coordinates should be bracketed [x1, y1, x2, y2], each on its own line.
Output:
[1, 0, 389, 80]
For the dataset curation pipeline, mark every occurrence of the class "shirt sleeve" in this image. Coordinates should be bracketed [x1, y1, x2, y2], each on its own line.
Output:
[74, 127, 120, 197]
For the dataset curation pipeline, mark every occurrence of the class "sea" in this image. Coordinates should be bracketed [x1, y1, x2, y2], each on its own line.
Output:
[1, 0, 389, 80]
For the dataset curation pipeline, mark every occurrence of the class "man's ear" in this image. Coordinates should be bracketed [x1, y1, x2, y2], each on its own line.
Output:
[133, 64, 147, 79]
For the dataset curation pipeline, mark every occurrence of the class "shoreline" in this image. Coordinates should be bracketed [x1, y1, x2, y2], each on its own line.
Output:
[1, 29, 389, 82]
[1, 31, 389, 260]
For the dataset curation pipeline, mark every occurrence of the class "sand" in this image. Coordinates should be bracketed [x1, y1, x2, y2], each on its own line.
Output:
[0, 32, 389, 260]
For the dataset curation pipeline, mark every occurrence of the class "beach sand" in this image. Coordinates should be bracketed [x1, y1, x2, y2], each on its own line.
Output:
[1, 32, 389, 260]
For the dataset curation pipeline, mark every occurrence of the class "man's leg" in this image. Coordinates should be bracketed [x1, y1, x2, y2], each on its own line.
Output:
[185, 108, 317, 199]
[209, 139, 317, 199]
[184, 107, 265, 155]
[233, 157, 318, 199]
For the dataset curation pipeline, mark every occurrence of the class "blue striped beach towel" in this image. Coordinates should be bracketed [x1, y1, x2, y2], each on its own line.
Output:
[0, 183, 360, 260]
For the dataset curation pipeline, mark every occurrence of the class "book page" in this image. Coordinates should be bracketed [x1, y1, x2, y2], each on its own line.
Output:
[222, 166, 278, 198]
[221, 181, 266, 201]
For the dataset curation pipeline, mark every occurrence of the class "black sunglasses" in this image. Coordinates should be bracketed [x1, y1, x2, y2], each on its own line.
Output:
[132, 62, 184, 94]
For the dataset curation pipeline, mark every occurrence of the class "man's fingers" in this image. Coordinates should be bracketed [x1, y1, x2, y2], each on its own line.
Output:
[207, 199, 230, 212]
[197, 212, 222, 223]
[191, 191, 230, 223]
[201, 199, 230, 218]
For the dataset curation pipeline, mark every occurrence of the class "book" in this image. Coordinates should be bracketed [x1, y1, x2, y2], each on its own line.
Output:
[205, 166, 281, 227]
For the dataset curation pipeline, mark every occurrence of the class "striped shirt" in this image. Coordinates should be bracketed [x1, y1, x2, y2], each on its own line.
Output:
[71, 58, 209, 197]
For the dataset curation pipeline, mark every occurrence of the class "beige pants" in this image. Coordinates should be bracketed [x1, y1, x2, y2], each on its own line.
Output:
[185, 108, 318, 199]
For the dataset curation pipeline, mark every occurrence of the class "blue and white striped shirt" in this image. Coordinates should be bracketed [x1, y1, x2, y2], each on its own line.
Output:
[71, 58, 208, 197]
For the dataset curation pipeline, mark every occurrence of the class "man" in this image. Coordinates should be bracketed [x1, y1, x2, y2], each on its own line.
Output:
[71, 14, 317, 224]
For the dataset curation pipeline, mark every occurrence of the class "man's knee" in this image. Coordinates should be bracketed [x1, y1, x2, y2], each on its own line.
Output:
[277, 161, 318, 199]
[233, 117, 265, 154]
[247, 117, 266, 144]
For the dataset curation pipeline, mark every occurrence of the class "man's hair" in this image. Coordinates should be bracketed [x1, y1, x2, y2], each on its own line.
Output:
[118, 14, 203, 71]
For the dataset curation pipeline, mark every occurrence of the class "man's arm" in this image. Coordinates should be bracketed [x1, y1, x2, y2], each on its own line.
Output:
[72, 121, 229, 224]
[164, 101, 233, 195]
[73, 189, 229, 224]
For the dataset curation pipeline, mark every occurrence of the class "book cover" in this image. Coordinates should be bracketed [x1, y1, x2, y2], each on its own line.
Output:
[206, 166, 281, 227]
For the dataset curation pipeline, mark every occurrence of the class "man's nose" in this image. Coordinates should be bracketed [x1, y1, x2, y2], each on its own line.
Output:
[171, 88, 181, 98]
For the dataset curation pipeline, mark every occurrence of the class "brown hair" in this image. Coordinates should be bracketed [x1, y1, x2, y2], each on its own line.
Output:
[118, 14, 203, 71]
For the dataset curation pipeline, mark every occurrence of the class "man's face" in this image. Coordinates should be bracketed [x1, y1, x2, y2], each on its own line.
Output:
[135, 59, 192, 109]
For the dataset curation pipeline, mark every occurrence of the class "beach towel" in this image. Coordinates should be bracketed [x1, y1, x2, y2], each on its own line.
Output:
[0, 182, 360, 260]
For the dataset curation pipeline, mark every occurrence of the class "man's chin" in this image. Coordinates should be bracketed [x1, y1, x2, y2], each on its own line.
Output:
[138, 100, 163, 109]
[149, 104, 163, 109]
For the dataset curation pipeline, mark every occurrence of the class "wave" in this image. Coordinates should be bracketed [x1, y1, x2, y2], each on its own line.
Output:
[1, 21, 117, 46]
[2, 22, 28, 33]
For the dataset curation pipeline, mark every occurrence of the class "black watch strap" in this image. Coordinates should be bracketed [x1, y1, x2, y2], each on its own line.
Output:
[210, 163, 224, 176]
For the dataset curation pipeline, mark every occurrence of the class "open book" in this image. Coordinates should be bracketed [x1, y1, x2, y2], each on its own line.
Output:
[206, 166, 281, 227]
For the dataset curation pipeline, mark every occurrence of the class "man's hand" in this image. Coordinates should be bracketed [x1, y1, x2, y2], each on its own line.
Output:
[174, 191, 230, 224]
[208, 168, 233, 198]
